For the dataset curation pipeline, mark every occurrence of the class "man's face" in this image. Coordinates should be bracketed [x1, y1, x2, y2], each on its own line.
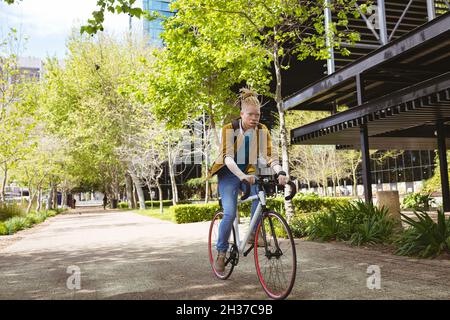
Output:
[240, 103, 261, 129]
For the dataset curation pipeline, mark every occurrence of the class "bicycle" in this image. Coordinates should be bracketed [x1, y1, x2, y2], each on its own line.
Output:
[208, 175, 297, 300]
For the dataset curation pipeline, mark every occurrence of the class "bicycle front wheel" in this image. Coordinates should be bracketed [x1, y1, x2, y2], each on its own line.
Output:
[254, 211, 297, 300]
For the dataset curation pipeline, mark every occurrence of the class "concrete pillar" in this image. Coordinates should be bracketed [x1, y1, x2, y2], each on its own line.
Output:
[376, 191, 402, 225]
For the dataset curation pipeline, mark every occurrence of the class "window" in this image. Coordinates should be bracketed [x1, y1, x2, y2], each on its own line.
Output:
[404, 168, 413, 182]
[411, 151, 421, 167]
[404, 152, 412, 168]
[382, 171, 390, 184]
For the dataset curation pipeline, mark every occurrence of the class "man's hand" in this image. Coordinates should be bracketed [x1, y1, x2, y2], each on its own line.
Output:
[241, 175, 256, 185]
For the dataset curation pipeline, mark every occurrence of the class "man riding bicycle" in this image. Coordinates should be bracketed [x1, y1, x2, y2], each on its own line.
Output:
[207, 88, 288, 273]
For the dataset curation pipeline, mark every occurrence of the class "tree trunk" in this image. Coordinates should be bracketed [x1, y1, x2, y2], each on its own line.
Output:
[26, 191, 37, 214]
[37, 187, 42, 211]
[125, 173, 135, 209]
[273, 37, 295, 223]
[52, 185, 58, 209]
[352, 165, 358, 197]
[167, 143, 179, 205]
[157, 181, 163, 214]
[62, 190, 67, 208]
[146, 181, 154, 209]
[46, 183, 53, 210]
[130, 173, 146, 210]
[0, 164, 8, 203]
[203, 111, 210, 204]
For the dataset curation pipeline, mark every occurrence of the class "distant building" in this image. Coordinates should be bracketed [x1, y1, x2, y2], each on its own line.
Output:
[16, 56, 43, 81]
[142, 0, 174, 46]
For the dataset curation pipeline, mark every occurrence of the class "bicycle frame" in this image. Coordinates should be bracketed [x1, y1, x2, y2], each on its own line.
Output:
[233, 189, 267, 254]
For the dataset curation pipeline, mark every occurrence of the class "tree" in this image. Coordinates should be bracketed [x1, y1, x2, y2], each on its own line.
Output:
[0, 28, 38, 203]
[41, 33, 155, 204]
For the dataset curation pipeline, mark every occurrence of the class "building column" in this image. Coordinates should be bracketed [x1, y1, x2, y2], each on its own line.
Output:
[360, 124, 373, 203]
[356, 73, 373, 203]
[427, 0, 436, 21]
[436, 121, 450, 212]
[324, 0, 335, 75]
[377, 0, 388, 45]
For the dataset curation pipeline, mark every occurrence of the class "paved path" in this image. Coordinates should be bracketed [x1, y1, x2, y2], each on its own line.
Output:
[0, 208, 449, 300]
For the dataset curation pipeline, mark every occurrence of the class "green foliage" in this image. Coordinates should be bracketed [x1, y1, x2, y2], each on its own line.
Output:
[118, 201, 129, 209]
[25, 212, 46, 225]
[306, 211, 340, 242]
[289, 214, 312, 238]
[395, 210, 450, 258]
[293, 193, 352, 213]
[402, 192, 435, 210]
[0, 208, 64, 236]
[304, 201, 395, 245]
[0, 222, 7, 235]
[144, 200, 191, 208]
[0, 203, 25, 222]
[4, 216, 29, 234]
[80, 0, 154, 35]
[185, 178, 206, 188]
[173, 203, 220, 224]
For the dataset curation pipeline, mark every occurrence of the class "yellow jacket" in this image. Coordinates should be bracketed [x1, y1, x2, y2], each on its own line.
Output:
[207, 121, 279, 179]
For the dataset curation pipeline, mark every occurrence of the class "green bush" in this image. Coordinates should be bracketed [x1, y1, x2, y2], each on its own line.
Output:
[289, 214, 312, 238]
[349, 214, 396, 246]
[0, 208, 65, 236]
[171, 194, 352, 224]
[0, 203, 25, 222]
[402, 192, 435, 210]
[306, 211, 340, 242]
[0, 222, 7, 235]
[173, 203, 220, 224]
[395, 209, 450, 258]
[145, 200, 191, 208]
[118, 201, 129, 209]
[4, 216, 29, 234]
[237, 194, 351, 218]
[304, 201, 395, 245]
[293, 193, 352, 213]
[25, 212, 46, 225]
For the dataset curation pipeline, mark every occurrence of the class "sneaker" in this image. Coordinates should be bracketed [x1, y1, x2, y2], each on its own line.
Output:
[247, 231, 265, 247]
[215, 251, 226, 273]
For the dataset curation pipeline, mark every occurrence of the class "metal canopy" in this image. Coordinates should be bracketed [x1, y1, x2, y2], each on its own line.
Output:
[291, 72, 450, 149]
[283, 12, 450, 112]
[286, 12, 450, 150]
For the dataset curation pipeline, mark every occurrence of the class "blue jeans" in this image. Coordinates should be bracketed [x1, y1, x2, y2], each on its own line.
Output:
[216, 167, 259, 253]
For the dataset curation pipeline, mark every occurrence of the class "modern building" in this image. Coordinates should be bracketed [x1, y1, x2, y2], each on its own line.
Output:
[142, 0, 174, 46]
[285, 1, 450, 210]
[17, 56, 43, 81]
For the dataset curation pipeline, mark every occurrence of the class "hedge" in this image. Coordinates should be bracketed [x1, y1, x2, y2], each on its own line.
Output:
[173, 204, 221, 224]
[145, 200, 192, 208]
[172, 194, 352, 224]
[0, 222, 7, 235]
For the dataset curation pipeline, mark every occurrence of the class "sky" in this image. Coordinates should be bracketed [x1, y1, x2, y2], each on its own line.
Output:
[0, 0, 141, 59]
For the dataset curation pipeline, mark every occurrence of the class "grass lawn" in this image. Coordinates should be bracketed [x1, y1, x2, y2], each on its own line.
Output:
[134, 207, 176, 223]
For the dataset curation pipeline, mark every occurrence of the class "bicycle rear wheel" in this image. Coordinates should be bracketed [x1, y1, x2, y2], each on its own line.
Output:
[254, 211, 297, 300]
[208, 211, 237, 280]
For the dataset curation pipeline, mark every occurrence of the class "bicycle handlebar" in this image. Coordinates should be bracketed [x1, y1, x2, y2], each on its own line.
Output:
[240, 176, 297, 201]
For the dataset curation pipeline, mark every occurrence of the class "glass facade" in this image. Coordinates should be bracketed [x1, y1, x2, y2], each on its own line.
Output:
[368, 150, 436, 185]
[142, 0, 174, 46]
